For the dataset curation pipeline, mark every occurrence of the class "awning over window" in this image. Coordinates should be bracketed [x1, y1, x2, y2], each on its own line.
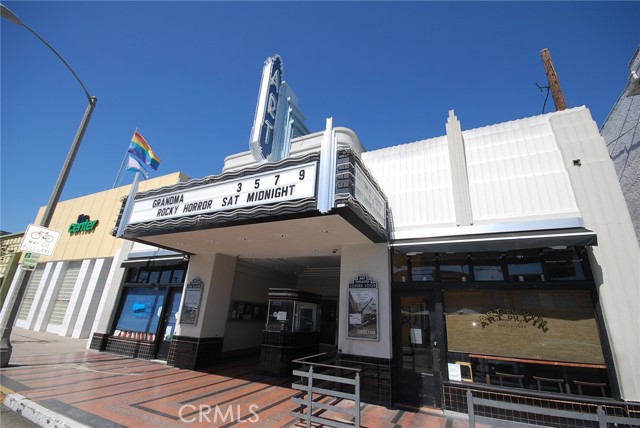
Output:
[391, 227, 597, 253]
[120, 256, 187, 268]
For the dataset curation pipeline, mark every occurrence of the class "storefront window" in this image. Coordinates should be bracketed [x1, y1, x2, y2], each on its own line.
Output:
[472, 252, 504, 281]
[439, 254, 470, 282]
[506, 251, 544, 282]
[392, 253, 409, 282]
[410, 253, 436, 281]
[543, 248, 587, 281]
[148, 269, 162, 284]
[170, 267, 186, 284]
[114, 288, 165, 336]
[138, 269, 151, 284]
[159, 269, 173, 284]
[125, 265, 186, 285]
[392, 248, 589, 285]
[443, 289, 609, 396]
[113, 263, 188, 340]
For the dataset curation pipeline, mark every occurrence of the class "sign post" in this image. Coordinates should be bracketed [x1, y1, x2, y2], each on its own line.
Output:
[21, 253, 41, 271]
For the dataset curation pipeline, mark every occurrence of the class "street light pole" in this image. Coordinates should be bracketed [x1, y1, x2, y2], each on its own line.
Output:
[0, 3, 98, 367]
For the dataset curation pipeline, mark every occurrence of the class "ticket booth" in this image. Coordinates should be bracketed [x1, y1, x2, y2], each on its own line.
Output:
[259, 288, 321, 377]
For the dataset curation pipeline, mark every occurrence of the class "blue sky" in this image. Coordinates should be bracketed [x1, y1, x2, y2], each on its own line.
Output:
[1, 1, 638, 234]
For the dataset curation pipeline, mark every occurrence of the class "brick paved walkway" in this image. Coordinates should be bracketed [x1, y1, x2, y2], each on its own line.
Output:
[0, 329, 476, 428]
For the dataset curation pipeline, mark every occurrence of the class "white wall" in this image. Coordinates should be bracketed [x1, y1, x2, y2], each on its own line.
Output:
[90, 244, 131, 338]
[177, 253, 236, 339]
[551, 108, 640, 401]
[338, 242, 391, 359]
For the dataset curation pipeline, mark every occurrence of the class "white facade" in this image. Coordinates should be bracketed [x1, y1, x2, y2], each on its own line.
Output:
[363, 107, 640, 402]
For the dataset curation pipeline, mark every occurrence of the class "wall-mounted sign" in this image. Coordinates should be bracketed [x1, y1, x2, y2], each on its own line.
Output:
[68, 214, 99, 234]
[250, 55, 283, 162]
[129, 161, 317, 224]
[20, 224, 60, 256]
[180, 277, 204, 325]
[347, 275, 379, 341]
[248, 55, 308, 164]
[355, 165, 386, 230]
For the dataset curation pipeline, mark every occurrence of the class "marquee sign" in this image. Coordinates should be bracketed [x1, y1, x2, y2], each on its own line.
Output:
[355, 165, 386, 230]
[128, 161, 318, 224]
[250, 55, 283, 162]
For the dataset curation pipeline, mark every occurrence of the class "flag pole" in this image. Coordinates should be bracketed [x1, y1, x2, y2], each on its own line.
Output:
[113, 128, 140, 188]
[116, 171, 141, 237]
[112, 153, 129, 188]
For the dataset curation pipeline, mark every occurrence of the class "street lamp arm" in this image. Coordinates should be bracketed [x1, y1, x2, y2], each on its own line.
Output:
[1, 3, 93, 102]
[0, 3, 98, 368]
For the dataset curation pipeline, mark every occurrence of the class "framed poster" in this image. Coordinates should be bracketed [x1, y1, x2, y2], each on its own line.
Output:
[229, 300, 268, 321]
[347, 275, 379, 340]
[180, 278, 204, 325]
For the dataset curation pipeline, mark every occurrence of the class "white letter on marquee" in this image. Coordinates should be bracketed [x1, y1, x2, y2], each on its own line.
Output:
[270, 69, 280, 92]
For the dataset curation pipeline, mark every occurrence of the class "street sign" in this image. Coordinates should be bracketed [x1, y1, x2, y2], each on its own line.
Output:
[21, 252, 40, 271]
[20, 224, 60, 256]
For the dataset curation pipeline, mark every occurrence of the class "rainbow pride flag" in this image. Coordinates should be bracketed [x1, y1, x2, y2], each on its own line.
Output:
[128, 131, 161, 171]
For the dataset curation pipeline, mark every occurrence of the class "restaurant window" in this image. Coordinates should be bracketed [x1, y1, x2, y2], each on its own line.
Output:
[543, 248, 587, 281]
[410, 253, 436, 282]
[472, 252, 504, 281]
[443, 289, 610, 396]
[391, 248, 590, 285]
[439, 254, 470, 282]
[392, 253, 409, 282]
[506, 251, 544, 282]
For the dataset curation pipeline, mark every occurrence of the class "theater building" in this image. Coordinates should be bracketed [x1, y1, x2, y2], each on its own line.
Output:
[10, 56, 637, 418]
[87, 94, 639, 415]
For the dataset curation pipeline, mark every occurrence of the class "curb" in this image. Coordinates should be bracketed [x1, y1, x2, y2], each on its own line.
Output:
[2, 392, 91, 428]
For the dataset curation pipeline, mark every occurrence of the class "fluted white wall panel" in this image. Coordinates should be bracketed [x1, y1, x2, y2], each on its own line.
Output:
[362, 136, 456, 239]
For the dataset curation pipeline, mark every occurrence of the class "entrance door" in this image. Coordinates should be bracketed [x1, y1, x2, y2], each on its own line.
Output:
[392, 290, 442, 408]
[156, 289, 182, 360]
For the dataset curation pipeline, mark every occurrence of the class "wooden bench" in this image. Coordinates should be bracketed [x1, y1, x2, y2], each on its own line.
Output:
[533, 375, 565, 393]
[574, 380, 607, 397]
[495, 371, 524, 388]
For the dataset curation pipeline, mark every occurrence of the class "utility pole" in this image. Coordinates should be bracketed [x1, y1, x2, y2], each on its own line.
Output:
[540, 48, 567, 111]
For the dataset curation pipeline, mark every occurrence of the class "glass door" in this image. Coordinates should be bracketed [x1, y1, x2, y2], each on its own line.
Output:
[392, 290, 442, 407]
[156, 289, 182, 360]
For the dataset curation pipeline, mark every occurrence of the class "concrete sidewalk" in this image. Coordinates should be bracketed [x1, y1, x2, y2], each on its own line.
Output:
[0, 328, 476, 428]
